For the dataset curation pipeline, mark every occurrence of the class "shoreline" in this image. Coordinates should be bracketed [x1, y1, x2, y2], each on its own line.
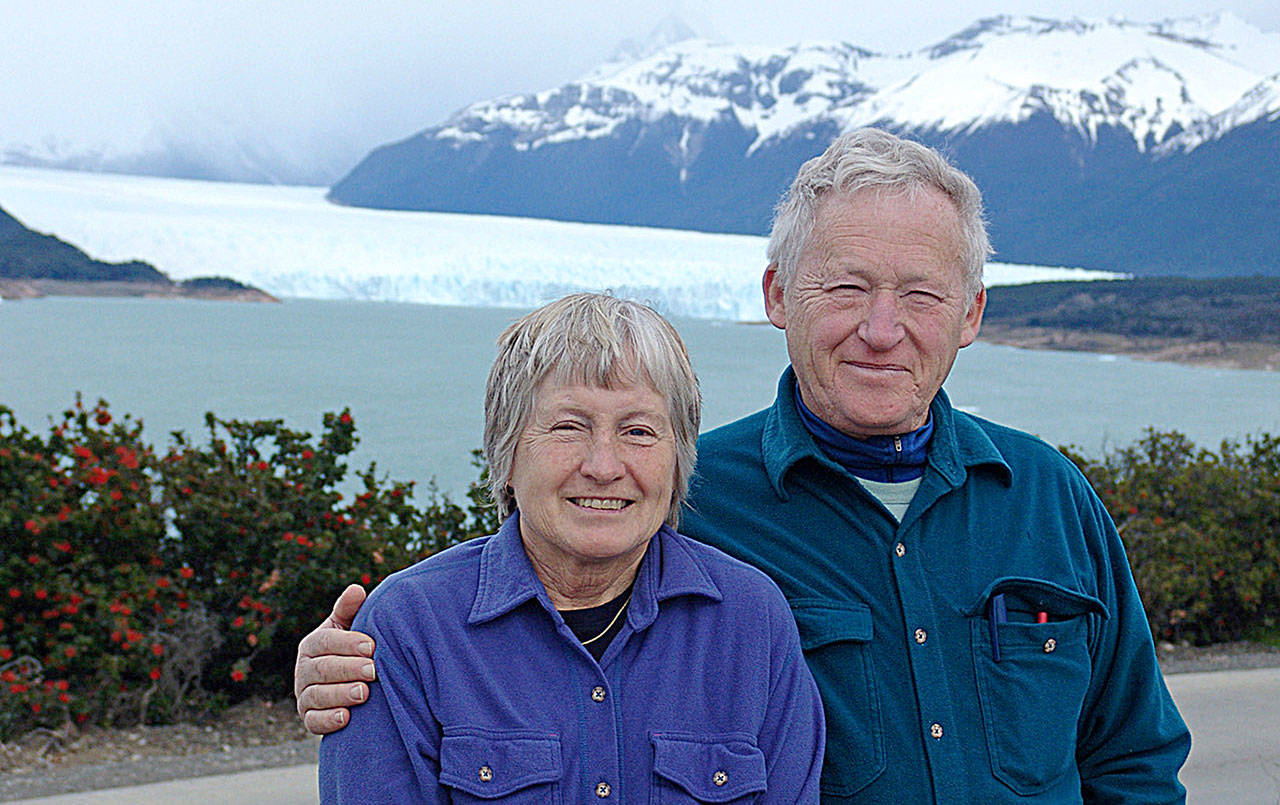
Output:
[978, 324, 1280, 373]
[0, 278, 279, 303]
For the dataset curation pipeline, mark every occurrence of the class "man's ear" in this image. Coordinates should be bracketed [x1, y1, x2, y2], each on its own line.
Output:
[763, 264, 787, 330]
[959, 287, 986, 348]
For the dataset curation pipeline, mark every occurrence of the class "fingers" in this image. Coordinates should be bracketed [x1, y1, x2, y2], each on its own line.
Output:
[297, 677, 373, 734]
[295, 639, 376, 701]
[300, 627, 375, 662]
[302, 705, 353, 736]
[293, 583, 375, 732]
[327, 584, 367, 631]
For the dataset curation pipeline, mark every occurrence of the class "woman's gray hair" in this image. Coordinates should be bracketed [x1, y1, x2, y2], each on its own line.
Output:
[483, 292, 701, 526]
[767, 128, 992, 299]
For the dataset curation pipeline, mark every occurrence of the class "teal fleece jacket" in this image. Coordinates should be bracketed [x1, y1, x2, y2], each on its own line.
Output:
[682, 367, 1189, 803]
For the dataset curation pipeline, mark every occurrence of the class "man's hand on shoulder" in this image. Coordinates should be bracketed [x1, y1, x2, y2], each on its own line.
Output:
[294, 584, 376, 735]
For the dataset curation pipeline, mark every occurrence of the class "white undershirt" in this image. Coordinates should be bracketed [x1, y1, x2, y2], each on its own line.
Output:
[856, 477, 922, 522]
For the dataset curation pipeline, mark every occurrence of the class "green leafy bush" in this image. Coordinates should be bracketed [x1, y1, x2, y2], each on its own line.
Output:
[1064, 430, 1280, 645]
[0, 399, 495, 739]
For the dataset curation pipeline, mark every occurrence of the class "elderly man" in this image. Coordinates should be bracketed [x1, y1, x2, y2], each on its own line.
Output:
[296, 128, 1190, 802]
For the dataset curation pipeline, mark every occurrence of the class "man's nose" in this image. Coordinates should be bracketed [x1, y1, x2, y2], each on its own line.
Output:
[858, 291, 904, 349]
[580, 435, 625, 482]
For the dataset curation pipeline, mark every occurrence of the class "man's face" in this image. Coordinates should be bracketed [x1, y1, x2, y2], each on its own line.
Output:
[764, 186, 985, 438]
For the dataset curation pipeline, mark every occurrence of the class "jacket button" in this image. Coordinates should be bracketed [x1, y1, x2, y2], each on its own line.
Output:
[595, 782, 612, 798]
[894, 542, 906, 558]
[1044, 638, 1057, 653]
[914, 628, 927, 644]
[591, 686, 606, 702]
[478, 765, 493, 782]
[930, 722, 944, 739]
[713, 770, 728, 786]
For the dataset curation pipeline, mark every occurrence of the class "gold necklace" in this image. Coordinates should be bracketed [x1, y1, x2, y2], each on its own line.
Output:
[580, 590, 634, 646]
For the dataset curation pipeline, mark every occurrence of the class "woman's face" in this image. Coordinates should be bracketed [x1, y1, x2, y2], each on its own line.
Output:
[508, 377, 676, 579]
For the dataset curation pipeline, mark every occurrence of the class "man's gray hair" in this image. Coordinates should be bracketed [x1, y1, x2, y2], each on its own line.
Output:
[484, 292, 701, 526]
[767, 128, 992, 298]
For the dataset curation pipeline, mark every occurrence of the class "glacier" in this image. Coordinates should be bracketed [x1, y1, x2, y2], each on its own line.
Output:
[0, 165, 1123, 321]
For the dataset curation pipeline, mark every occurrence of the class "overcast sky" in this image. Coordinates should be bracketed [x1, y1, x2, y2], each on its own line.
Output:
[3, 1, 1279, 177]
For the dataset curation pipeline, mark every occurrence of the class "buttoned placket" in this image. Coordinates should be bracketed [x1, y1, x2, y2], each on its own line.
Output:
[888, 499, 970, 801]
[575, 626, 625, 803]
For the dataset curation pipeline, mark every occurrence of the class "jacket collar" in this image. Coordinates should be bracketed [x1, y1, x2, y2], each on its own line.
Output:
[468, 513, 722, 629]
[761, 366, 1011, 500]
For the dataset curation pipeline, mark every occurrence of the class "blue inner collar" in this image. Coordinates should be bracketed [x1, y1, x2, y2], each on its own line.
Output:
[794, 384, 933, 482]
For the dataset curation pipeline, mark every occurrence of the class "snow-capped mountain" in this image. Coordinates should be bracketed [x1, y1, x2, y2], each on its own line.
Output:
[330, 13, 1280, 278]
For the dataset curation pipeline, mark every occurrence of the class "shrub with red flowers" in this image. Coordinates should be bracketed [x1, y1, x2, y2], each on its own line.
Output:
[1063, 430, 1280, 645]
[0, 399, 495, 740]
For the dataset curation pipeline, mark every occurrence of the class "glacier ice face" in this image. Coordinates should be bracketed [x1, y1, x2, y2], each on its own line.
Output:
[0, 164, 1123, 322]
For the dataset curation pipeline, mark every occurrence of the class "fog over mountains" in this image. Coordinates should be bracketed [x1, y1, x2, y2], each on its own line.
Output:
[329, 13, 1280, 278]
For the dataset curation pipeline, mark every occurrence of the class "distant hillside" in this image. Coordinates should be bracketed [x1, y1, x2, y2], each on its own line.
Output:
[983, 277, 1280, 343]
[1, 204, 167, 282]
[0, 204, 275, 302]
[981, 276, 1280, 370]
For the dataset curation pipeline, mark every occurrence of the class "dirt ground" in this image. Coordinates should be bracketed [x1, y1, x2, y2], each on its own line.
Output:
[1, 641, 1279, 801]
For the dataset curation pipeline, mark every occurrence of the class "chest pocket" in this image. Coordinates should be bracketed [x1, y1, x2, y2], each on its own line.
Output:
[438, 730, 562, 803]
[650, 734, 766, 803]
[790, 599, 884, 797]
[970, 578, 1108, 796]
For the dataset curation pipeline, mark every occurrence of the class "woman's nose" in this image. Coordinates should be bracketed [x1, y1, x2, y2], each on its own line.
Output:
[580, 436, 625, 482]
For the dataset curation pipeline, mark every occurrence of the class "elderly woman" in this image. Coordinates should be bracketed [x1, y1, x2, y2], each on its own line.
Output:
[318, 293, 823, 802]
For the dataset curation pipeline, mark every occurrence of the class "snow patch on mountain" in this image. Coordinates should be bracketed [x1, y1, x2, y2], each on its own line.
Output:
[429, 13, 1280, 160]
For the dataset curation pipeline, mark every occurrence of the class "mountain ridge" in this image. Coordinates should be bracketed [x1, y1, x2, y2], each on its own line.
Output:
[329, 12, 1280, 278]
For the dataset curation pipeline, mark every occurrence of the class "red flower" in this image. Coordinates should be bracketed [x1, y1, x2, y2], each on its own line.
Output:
[35, 589, 48, 600]
[109, 489, 123, 501]
[301, 449, 315, 460]
[64, 646, 77, 658]
[149, 667, 161, 681]
[0, 648, 11, 660]
[110, 631, 122, 643]
[231, 670, 246, 682]
[30, 703, 41, 714]
[73, 445, 94, 461]
[152, 643, 164, 656]
[232, 616, 245, 628]
[116, 447, 139, 469]
[6, 589, 19, 599]
[96, 411, 112, 426]
[156, 577, 170, 589]
[360, 573, 372, 585]
[86, 466, 111, 486]
[55, 679, 68, 691]
[27, 555, 40, 565]
[58, 692, 70, 703]
[339, 412, 352, 424]
[24, 520, 39, 534]
[247, 633, 258, 647]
